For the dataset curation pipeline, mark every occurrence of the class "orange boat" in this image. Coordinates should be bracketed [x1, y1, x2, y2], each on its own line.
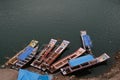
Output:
[41, 40, 70, 71]
[31, 39, 57, 69]
[49, 48, 86, 73]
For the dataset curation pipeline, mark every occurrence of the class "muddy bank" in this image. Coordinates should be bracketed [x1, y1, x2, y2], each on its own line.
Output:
[0, 51, 120, 80]
[0, 69, 18, 80]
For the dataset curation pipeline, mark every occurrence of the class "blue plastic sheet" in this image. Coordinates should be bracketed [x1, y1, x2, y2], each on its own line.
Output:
[83, 35, 92, 47]
[69, 54, 95, 67]
[18, 46, 34, 61]
[17, 69, 51, 80]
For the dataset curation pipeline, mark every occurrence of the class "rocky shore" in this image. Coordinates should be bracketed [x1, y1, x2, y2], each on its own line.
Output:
[0, 51, 120, 80]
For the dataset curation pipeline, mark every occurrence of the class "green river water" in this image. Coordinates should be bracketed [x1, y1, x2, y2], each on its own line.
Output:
[0, 0, 120, 77]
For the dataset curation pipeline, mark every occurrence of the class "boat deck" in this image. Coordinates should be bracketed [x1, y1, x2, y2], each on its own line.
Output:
[40, 40, 70, 71]
[5, 40, 39, 69]
[61, 53, 110, 75]
[15, 46, 39, 69]
[80, 31, 92, 53]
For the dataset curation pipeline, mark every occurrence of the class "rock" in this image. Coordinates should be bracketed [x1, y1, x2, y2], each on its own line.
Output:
[69, 75, 75, 80]
[1, 65, 5, 68]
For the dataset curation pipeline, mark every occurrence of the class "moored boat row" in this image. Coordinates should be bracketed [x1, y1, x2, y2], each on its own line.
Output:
[40, 40, 70, 71]
[60, 30, 110, 75]
[4, 30, 110, 76]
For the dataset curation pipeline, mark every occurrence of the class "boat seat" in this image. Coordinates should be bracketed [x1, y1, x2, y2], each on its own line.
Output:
[18, 61, 26, 64]
[25, 57, 32, 60]
[23, 59, 29, 62]
[28, 54, 34, 58]
[16, 63, 23, 67]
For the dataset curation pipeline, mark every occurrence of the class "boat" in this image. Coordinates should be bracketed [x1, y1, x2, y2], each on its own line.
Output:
[60, 53, 110, 75]
[80, 31, 92, 53]
[15, 46, 39, 69]
[49, 48, 86, 73]
[5, 40, 39, 69]
[41, 40, 70, 71]
[30, 39, 57, 69]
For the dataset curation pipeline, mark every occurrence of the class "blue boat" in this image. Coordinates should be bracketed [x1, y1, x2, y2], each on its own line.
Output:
[61, 53, 110, 75]
[80, 31, 92, 53]
[83, 35, 92, 47]
[15, 40, 39, 69]
[18, 46, 34, 61]
[5, 40, 39, 69]
[68, 54, 94, 67]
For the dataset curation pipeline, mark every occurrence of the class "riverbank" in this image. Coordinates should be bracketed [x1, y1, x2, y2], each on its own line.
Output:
[0, 69, 18, 80]
[0, 51, 120, 80]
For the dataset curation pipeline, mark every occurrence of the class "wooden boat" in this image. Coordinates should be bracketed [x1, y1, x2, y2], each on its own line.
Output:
[80, 31, 92, 53]
[49, 48, 86, 73]
[41, 40, 70, 71]
[30, 39, 57, 69]
[5, 40, 39, 69]
[60, 53, 110, 75]
[15, 46, 39, 69]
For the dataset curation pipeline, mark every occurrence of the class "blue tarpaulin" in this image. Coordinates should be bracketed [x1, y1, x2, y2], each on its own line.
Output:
[18, 46, 34, 61]
[17, 69, 51, 80]
[69, 54, 95, 67]
[83, 35, 92, 47]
